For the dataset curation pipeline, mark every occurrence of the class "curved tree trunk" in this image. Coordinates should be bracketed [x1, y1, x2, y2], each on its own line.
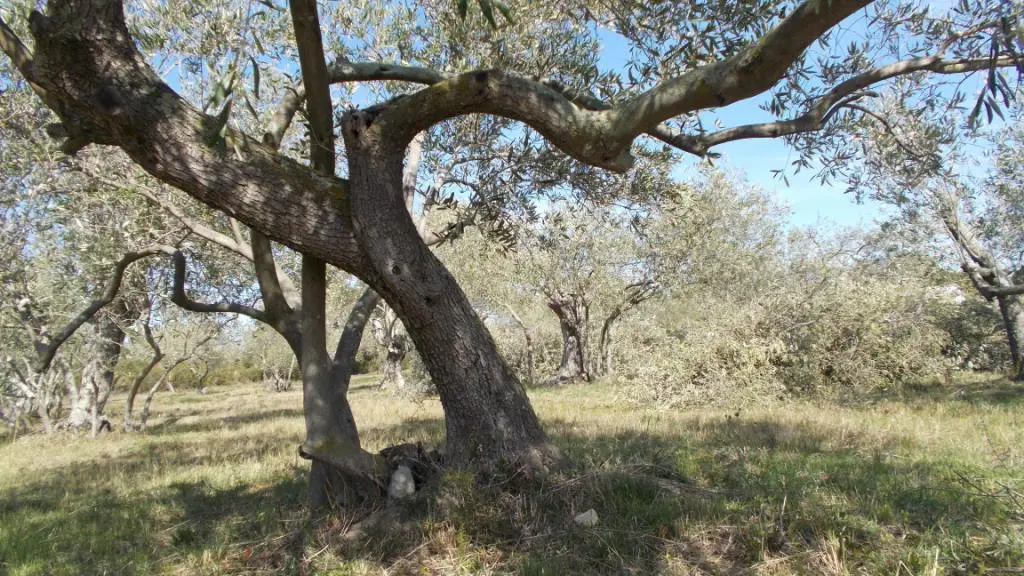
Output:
[939, 192, 1024, 382]
[597, 312, 619, 378]
[11, 0, 558, 475]
[68, 305, 132, 433]
[996, 295, 1024, 380]
[342, 126, 559, 472]
[379, 338, 409, 392]
[371, 306, 411, 392]
[544, 292, 591, 385]
[301, 266, 383, 510]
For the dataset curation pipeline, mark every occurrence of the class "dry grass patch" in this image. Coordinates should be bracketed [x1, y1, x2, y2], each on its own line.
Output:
[1, 373, 1022, 574]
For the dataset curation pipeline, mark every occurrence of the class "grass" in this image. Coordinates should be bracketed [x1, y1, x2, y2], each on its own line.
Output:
[0, 373, 1022, 575]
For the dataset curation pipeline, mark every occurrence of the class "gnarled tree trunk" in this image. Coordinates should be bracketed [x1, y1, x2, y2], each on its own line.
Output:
[68, 314, 124, 432]
[68, 288, 145, 434]
[342, 121, 559, 472]
[543, 292, 591, 385]
[939, 191, 1024, 381]
[301, 266, 383, 509]
[996, 295, 1024, 380]
[13, 0, 558, 476]
[371, 305, 411, 392]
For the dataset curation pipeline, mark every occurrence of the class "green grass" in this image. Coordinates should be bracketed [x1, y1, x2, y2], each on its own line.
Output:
[1, 374, 1022, 575]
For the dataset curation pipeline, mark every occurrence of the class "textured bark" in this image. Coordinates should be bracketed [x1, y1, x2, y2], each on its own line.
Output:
[309, 286, 385, 509]
[289, 0, 384, 510]
[597, 313, 618, 378]
[68, 290, 142, 434]
[380, 340, 409, 392]
[342, 113, 558, 470]
[938, 192, 1024, 381]
[300, 257, 381, 509]
[18, 3, 368, 271]
[544, 293, 591, 385]
[123, 324, 162, 431]
[9, 0, 1019, 470]
[371, 306, 411, 392]
[996, 295, 1024, 380]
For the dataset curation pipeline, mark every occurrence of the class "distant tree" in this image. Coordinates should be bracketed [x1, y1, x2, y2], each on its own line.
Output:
[852, 95, 1024, 379]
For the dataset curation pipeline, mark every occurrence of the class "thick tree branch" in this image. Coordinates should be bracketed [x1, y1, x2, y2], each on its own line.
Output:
[289, 0, 335, 176]
[617, 0, 870, 137]
[0, 16, 50, 101]
[9, 2, 368, 273]
[272, 49, 1024, 162]
[250, 230, 298, 314]
[360, 0, 870, 169]
[935, 189, 1024, 300]
[168, 250, 269, 323]
[329, 287, 381, 394]
[35, 246, 168, 372]
[0, 17, 32, 74]
[975, 284, 1024, 297]
[665, 55, 1023, 155]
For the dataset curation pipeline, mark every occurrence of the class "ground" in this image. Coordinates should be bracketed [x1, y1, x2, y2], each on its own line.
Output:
[1, 374, 1023, 575]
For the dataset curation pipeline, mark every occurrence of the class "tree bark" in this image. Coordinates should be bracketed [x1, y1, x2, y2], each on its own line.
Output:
[123, 323, 162, 431]
[380, 338, 409, 392]
[342, 115, 559, 471]
[544, 292, 591, 385]
[996, 295, 1024, 380]
[68, 297, 137, 433]
[938, 191, 1024, 381]
[371, 306, 411, 392]
[330, 287, 381, 395]
[597, 312, 619, 378]
[300, 257, 382, 509]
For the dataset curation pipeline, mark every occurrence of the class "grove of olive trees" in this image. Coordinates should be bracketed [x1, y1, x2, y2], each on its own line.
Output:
[2, 0, 1022, 516]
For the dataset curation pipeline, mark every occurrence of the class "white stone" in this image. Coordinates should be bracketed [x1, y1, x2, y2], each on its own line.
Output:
[574, 508, 599, 527]
[387, 465, 416, 500]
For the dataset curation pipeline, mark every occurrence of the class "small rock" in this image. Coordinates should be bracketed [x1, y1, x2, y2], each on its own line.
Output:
[387, 465, 416, 500]
[574, 508, 599, 527]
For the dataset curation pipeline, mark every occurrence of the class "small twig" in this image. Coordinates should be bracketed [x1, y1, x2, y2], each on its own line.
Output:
[302, 543, 330, 564]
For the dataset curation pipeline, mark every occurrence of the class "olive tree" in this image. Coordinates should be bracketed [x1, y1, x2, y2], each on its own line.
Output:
[850, 94, 1024, 380]
[2, 0, 1021, 507]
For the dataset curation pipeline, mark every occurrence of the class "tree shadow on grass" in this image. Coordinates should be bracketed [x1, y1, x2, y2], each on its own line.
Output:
[0, 431, 310, 575]
[851, 376, 1024, 407]
[2, 411, 1020, 575]
[143, 407, 304, 436]
[331, 414, 1023, 574]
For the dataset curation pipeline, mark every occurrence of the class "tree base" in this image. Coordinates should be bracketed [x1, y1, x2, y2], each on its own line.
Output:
[306, 439, 565, 511]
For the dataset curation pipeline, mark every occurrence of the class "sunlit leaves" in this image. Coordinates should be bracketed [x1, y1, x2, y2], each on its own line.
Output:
[454, 0, 514, 29]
